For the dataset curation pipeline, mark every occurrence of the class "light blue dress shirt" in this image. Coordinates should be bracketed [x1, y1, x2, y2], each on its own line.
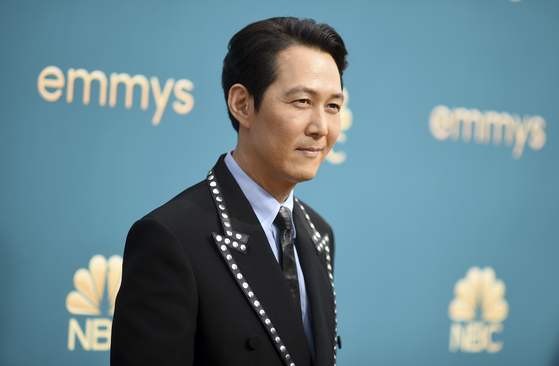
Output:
[224, 151, 315, 360]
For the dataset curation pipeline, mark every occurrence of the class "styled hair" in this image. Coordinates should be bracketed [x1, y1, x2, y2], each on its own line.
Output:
[222, 17, 349, 132]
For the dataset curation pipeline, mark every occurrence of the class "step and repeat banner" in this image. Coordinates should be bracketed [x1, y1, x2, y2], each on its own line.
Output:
[1, 1, 558, 365]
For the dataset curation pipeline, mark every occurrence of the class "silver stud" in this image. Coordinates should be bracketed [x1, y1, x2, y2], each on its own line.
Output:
[236, 233, 242, 240]
[243, 282, 248, 289]
[208, 175, 214, 180]
[327, 264, 332, 271]
[329, 273, 333, 280]
[310, 223, 315, 229]
[240, 244, 246, 251]
[325, 245, 330, 252]
[326, 255, 331, 261]
[253, 300, 260, 307]
[280, 345, 286, 352]
[265, 318, 271, 325]
[224, 221, 231, 228]
[226, 254, 232, 261]
[259, 309, 265, 316]
[219, 204, 225, 210]
[248, 291, 254, 298]
[220, 245, 227, 252]
[210, 181, 217, 187]
[237, 273, 243, 280]
[212, 189, 219, 194]
[232, 242, 238, 248]
[275, 336, 280, 343]
[216, 235, 222, 242]
[226, 230, 232, 236]
[285, 353, 290, 360]
[224, 238, 230, 244]
[290, 363, 295, 366]
[270, 327, 276, 334]
[216, 196, 223, 202]
[221, 213, 228, 218]
[305, 214, 310, 220]
[231, 264, 237, 270]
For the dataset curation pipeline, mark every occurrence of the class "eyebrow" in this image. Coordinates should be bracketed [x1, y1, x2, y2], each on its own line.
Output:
[284, 86, 344, 100]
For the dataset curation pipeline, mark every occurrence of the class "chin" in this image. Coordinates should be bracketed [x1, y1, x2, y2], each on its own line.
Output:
[290, 167, 320, 183]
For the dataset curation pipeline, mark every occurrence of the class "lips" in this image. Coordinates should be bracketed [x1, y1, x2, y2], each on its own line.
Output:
[297, 146, 323, 152]
[296, 147, 324, 157]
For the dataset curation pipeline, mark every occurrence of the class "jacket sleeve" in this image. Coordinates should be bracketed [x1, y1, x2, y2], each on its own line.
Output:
[110, 216, 198, 365]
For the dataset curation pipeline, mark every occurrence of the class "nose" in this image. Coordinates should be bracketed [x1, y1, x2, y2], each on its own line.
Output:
[306, 108, 329, 137]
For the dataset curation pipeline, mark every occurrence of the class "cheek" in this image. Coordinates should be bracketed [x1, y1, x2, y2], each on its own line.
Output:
[272, 115, 304, 142]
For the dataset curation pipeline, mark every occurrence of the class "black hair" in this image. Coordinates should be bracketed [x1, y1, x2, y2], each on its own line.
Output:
[222, 17, 349, 132]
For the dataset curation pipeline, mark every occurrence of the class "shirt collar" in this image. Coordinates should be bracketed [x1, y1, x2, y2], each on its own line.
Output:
[224, 151, 296, 236]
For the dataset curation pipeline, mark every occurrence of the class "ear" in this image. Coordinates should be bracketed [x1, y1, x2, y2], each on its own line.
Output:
[227, 83, 253, 130]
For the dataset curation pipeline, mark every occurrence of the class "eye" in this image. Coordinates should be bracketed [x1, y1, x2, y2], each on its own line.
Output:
[326, 103, 341, 112]
[295, 99, 310, 105]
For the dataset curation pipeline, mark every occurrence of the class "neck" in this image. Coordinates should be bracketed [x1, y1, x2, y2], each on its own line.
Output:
[232, 147, 295, 203]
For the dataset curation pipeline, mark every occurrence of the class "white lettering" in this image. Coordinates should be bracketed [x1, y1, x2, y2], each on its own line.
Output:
[38, 66, 65, 102]
[429, 105, 453, 141]
[449, 322, 461, 352]
[38, 65, 195, 124]
[109, 73, 150, 110]
[172, 79, 195, 115]
[68, 317, 113, 351]
[528, 115, 546, 151]
[68, 318, 91, 351]
[512, 115, 532, 159]
[430, 105, 547, 159]
[91, 318, 112, 351]
[67, 68, 107, 106]
[150, 77, 175, 126]
[448, 321, 505, 353]
[486, 323, 504, 353]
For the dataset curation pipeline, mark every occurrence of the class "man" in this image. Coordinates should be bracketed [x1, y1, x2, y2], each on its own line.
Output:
[111, 17, 348, 366]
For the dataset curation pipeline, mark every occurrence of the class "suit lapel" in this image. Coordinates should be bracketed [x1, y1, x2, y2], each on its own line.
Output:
[293, 203, 336, 366]
[211, 156, 313, 366]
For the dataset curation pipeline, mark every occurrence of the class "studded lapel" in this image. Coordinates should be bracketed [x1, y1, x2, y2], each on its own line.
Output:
[209, 156, 313, 366]
[293, 202, 337, 366]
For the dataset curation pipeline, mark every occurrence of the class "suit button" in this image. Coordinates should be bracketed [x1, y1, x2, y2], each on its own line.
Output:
[247, 335, 261, 350]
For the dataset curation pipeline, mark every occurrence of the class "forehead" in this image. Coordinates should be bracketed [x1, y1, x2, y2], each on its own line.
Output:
[273, 45, 342, 90]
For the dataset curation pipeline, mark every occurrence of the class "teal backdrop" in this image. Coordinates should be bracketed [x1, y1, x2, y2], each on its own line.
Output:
[1, 1, 558, 365]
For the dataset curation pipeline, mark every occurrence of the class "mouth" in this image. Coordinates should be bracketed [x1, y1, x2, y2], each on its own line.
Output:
[296, 147, 323, 157]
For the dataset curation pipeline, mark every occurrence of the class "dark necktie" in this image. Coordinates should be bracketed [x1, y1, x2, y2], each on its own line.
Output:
[274, 206, 301, 310]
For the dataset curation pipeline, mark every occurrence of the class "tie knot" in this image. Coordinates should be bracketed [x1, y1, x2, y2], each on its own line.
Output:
[274, 206, 292, 231]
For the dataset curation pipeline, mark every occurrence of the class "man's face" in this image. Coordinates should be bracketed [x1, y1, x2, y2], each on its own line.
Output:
[240, 45, 343, 194]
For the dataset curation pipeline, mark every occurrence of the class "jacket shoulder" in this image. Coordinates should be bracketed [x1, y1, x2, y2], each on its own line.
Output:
[141, 180, 215, 230]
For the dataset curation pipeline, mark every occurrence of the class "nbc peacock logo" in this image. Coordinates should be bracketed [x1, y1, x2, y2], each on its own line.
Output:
[66, 254, 122, 351]
[448, 266, 509, 353]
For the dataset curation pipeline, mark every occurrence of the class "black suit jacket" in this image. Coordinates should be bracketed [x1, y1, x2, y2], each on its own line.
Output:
[111, 155, 337, 366]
